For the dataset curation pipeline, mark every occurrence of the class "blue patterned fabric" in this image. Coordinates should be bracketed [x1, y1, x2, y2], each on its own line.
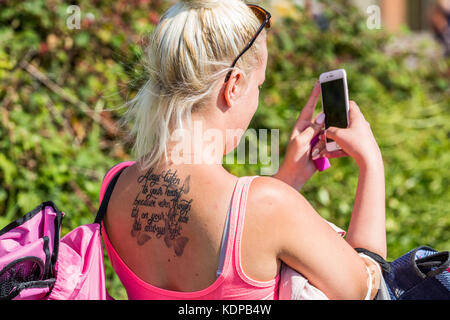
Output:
[383, 246, 450, 300]
[436, 271, 450, 292]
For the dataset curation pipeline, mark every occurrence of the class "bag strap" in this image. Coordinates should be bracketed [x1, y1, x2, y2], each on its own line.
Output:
[415, 251, 450, 278]
[94, 167, 127, 225]
[355, 248, 392, 274]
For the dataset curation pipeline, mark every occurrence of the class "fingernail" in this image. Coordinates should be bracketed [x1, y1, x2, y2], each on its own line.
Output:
[312, 149, 319, 159]
[315, 113, 325, 125]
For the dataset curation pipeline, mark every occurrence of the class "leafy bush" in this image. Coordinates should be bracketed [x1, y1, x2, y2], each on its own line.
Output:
[0, 0, 448, 299]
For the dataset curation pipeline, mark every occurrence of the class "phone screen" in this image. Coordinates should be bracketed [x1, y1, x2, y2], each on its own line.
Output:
[321, 79, 348, 143]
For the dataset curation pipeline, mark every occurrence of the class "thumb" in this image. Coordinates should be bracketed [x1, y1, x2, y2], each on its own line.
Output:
[301, 113, 325, 142]
[325, 126, 342, 141]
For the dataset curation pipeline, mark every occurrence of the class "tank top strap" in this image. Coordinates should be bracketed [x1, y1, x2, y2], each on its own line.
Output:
[232, 176, 259, 252]
[99, 161, 135, 206]
[227, 176, 257, 246]
[219, 176, 256, 276]
[232, 176, 257, 269]
[232, 176, 275, 287]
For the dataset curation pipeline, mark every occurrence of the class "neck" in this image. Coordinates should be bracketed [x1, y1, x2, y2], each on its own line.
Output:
[167, 115, 226, 166]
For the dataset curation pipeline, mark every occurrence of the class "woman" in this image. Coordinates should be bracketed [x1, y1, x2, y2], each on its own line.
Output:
[101, 0, 386, 300]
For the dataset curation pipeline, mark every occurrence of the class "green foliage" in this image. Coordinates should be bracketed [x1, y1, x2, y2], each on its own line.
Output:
[0, 0, 166, 300]
[252, 2, 450, 261]
[0, 0, 448, 299]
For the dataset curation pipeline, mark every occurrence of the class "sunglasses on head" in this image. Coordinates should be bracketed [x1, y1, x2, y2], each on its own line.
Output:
[224, 4, 272, 82]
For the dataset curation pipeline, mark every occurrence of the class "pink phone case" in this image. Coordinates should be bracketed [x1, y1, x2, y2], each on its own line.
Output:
[311, 135, 331, 172]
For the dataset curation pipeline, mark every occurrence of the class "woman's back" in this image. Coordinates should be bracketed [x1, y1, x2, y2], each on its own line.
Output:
[102, 162, 280, 299]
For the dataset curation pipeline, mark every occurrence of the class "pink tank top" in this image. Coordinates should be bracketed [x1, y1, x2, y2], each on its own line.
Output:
[99, 162, 280, 300]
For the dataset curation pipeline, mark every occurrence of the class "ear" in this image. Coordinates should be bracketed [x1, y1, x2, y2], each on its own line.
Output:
[223, 69, 244, 109]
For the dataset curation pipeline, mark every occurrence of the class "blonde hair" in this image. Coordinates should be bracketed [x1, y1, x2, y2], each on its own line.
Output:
[124, 0, 263, 170]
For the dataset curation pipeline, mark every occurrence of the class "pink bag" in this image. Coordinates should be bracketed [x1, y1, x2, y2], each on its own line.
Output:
[0, 167, 126, 300]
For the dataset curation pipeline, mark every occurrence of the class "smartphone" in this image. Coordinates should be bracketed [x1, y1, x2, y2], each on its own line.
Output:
[319, 69, 350, 152]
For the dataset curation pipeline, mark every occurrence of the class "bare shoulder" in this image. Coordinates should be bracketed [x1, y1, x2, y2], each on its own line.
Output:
[247, 176, 312, 219]
[245, 176, 337, 254]
[244, 176, 319, 247]
[238, 176, 312, 280]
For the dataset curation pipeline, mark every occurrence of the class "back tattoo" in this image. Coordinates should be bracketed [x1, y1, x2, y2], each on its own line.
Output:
[130, 168, 192, 257]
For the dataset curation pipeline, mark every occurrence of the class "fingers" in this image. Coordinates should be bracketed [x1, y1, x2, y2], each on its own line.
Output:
[316, 130, 349, 159]
[311, 140, 326, 160]
[312, 139, 348, 160]
[324, 126, 341, 142]
[299, 81, 321, 122]
[349, 100, 363, 113]
[348, 100, 365, 123]
[292, 81, 322, 137]
[325, 101, 364, 140]
[301, 113, 325, 142]
[321, 150, 349, 159]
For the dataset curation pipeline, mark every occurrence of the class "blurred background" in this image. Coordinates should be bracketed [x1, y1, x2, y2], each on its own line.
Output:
[0, 0, 448, 299]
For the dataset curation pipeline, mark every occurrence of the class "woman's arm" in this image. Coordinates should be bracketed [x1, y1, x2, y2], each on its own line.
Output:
[249, 177, 379, 300]
[323, 102, 386, 259]
[276, 93, 387, 258]
[257, 101, 385, 299]
[347, 159, 386, 258]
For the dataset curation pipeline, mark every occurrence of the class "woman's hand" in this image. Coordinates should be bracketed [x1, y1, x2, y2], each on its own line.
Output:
[274, 81, 326, 190]
[317, 101, 383, 169]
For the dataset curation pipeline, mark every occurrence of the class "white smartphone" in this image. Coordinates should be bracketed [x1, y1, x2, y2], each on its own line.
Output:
[319, 69, 350, 152]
